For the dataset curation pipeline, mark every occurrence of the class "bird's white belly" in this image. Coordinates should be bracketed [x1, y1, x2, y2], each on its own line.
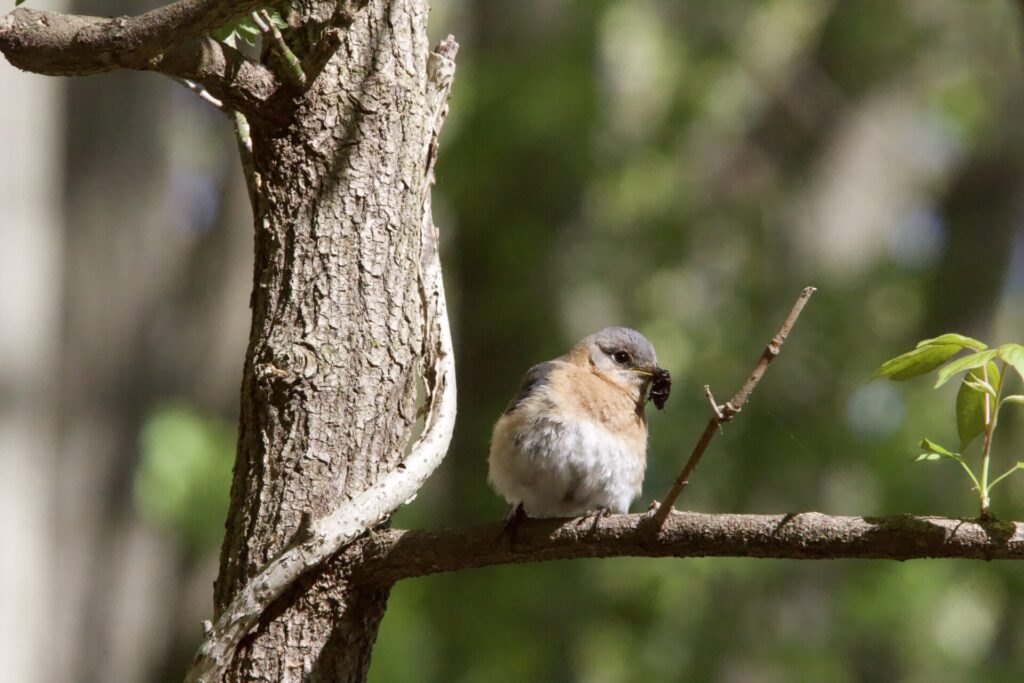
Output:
[489, 412, 646, 517]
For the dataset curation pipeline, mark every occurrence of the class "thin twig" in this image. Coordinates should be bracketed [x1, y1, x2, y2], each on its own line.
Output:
[173, 77, 225, 110]
[249, 10, 270, 31]
[704, 385, 725, 423]
[232, 110, 258, 206]
[650, 286, 817, 527]
[222, 32, 258, 206]
[253, 9, 307, 87]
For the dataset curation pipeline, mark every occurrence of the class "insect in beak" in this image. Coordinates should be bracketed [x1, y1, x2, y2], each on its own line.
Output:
[647, 368, 671, 410]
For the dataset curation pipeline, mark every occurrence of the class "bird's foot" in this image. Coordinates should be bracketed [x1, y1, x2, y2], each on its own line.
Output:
[501, 503, 528, 544]
[575, 506, 611, 533]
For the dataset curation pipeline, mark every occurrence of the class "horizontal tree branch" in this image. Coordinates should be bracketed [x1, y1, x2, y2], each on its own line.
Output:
[0, 6, 278, 119]
[154, 36, 278, 115]
[353, 511, 1024, 585]
[1, 0, 266, 64]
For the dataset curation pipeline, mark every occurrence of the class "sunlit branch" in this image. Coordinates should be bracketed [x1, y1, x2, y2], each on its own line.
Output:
[353, 512, 1024, 586]
[1, 5, 278, 119]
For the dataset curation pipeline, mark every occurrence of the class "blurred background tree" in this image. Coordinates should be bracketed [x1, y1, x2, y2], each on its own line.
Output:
[2, 0, 1023, 681]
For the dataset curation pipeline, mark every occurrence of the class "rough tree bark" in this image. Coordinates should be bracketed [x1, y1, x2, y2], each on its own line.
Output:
[4, 1, 1024, 682]
[3, 0, 458, 678]
[207, 3, 447, 680]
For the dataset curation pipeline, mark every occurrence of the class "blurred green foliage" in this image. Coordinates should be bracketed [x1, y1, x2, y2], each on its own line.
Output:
[150, 0, 1024, 680]
[134, 403, 234, 556]
[373, 1, 1024, 681]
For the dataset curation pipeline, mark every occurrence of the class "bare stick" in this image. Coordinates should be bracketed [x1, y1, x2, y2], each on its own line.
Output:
[232, 111, 258, 206]
[173, 77, 225, 110]
[650, 286, 816, 527]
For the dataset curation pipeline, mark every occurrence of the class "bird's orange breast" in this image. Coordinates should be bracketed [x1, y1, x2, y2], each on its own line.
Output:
[546, 365, 647, 449]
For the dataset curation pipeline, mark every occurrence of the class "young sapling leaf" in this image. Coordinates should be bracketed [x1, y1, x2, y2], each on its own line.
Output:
[934, 349, 998, 388]
[962, 378, 996, 397]
[997, 343, 1024, 382]
[956, 364, 1000, 450]
[917, 333, 987, 351]
[878, 332, 1020, 518]
[919, 438, 956, 457]
[873, 344, 962, 381]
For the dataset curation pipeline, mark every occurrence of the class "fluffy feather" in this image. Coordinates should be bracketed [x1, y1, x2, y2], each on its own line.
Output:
[488, 328, 663, 517]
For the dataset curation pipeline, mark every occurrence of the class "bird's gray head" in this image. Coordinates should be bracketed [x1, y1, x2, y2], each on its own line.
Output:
[574, 327, 662, 393]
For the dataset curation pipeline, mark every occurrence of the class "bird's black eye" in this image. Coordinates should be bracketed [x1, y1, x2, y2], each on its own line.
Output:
[613, 350, 631, 365]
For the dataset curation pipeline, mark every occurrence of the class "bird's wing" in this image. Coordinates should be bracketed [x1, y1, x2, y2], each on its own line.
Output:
[503, 361, 557, 415]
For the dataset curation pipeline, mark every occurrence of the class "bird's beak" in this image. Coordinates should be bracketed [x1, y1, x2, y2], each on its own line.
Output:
[631, 365, 664, 379]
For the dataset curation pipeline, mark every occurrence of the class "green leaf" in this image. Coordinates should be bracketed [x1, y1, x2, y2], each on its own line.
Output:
[962, 378, 996, 397]
[232, 18, 261, 45]
[212, 12, 263, 45]
[917, 333, 987, 351]
[873, 344, 962, 381]
[955, 363, 999, 450]
[915, 453, 943, 462]
[15, 0, 26, 5]
[919, 438, 956, 457]
[1001, 395, 1024, 406]
[997, 343, 1024, 382]
[934, 349, 998, 388]
[211, 23, 238, 42]
[237, 30, 259, 45]
[268, 10, 288, 29]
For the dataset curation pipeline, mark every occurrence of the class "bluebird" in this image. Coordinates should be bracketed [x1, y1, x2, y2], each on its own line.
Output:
[488, 327, 670, 521]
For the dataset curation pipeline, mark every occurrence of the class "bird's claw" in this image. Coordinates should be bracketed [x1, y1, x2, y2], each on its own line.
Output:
[575, 506, 611, 533]
[501, 503, 528, 544]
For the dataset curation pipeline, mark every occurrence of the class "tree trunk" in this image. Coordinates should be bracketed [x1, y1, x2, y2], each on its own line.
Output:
[212, 1, 433, 679]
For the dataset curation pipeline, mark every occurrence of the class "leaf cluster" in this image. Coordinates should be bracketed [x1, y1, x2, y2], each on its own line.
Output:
[875, 333, 1024, 517]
